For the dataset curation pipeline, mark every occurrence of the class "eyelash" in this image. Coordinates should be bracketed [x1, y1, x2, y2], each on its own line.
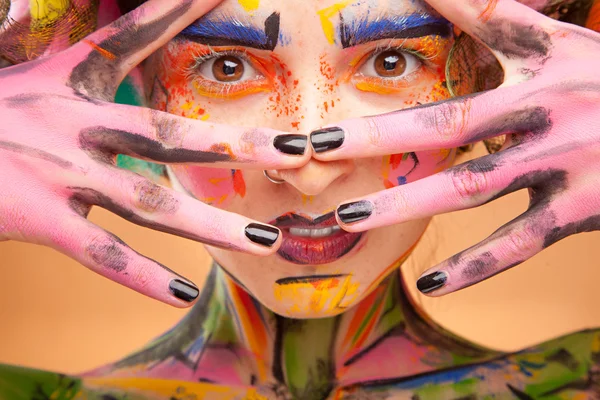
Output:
[184, 37, 444, 98]
[184, 47, 273, 99]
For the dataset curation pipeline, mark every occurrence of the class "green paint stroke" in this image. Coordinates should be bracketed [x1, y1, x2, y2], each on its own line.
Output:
[114, 76, 166, 180]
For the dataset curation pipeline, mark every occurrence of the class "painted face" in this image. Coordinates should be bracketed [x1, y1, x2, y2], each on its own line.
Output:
[146, 0, 456, 318]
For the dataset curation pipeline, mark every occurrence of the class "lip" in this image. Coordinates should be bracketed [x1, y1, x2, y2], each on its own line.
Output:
[270, 212, 364, 265]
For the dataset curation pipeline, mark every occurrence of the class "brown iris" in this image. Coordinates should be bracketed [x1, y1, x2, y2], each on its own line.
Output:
[374, 51, 407, 77]
[212, 55, 245, 82]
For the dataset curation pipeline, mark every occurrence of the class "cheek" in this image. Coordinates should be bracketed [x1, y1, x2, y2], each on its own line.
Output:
[380, 149, 457, 189]
[170, 166, 246, 209]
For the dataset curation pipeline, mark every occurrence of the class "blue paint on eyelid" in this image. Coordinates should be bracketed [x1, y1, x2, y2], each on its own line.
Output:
[340, 13, 452, 48]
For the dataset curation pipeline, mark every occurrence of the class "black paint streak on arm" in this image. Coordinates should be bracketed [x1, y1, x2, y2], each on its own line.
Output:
[0, 140, 73, 168]
[68, 1, 193, 100]
[69, 187, 241, 251]
[477, 20, 552, 60]
[79, 127, 233, 164]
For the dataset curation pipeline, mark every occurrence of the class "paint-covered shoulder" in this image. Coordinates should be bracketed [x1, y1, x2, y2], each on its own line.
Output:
[0, 362, 268, 400]
[336, 328, 600, 399]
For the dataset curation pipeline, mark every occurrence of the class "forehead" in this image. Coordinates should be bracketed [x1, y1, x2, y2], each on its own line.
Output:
[189, 0, 444, 49]
[201, 0, 439, 27]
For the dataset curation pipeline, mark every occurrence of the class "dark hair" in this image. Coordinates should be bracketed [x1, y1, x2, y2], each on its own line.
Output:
[117, 0, 147, 15]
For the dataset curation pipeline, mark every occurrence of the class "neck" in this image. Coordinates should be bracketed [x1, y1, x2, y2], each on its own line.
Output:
[99, 261, 498, 398]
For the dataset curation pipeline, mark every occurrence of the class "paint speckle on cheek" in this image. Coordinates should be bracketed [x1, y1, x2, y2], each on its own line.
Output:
[266, 55, 304, 128]
[171, 166, 246, 208]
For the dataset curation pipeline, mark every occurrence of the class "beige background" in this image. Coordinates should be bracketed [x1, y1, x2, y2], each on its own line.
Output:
[0, 145, 599, 374]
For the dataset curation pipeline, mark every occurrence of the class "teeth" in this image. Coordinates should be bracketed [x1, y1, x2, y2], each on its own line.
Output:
[289, 226, 341, 238]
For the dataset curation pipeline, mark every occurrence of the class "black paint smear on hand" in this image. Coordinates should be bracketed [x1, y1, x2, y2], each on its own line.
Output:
[543, 214, 600, 248]
[0, 140, 73, 169]
[69, 188, 242, 252]
[470, 107, 553, 143]
[487, 169, 568, 206]
[460, 251, 499, 281]
[68, 1, 193, 100]
[79, 127, 233, 164]
[86, 234, 129, 272]
[477, 19, 552, 60]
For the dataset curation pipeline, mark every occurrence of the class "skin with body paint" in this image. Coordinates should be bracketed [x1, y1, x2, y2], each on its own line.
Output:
[2, 0, 600, 399]
[0, 0, 311, 307]
[148, 0, 458, 318]
[314, 0, 600, 298]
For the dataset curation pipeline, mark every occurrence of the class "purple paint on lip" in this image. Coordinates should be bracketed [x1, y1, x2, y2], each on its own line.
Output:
[270, 212, 364, 265]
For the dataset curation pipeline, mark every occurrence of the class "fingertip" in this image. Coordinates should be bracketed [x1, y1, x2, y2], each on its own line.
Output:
[310, 126, 346, 155]
[168, 278, 200, 305]
[244, 223, 282, 255]
[416, 270, 449, 296]
[336, 200, 374, 231]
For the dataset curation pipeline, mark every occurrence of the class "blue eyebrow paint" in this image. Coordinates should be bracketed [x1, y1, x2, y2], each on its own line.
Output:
[340, 13, 452, 48]
[180, 12, 281, 50]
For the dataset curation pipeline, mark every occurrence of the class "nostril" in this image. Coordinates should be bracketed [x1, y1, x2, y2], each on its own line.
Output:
[275, 159, 355, 197]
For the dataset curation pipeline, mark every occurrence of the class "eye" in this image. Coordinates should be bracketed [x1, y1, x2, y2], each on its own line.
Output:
[360, 50, 420, 79]
[197, 54, 260, 83]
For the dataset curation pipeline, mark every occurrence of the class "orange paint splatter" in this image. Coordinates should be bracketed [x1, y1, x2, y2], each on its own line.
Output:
[83, 40, 116, 60]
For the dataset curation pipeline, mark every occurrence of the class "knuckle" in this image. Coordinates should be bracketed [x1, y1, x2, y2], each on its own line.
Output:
[418, 99, 472, 145]
[451, 167, 489, 200]
[150, 110, 187, 146]
[85, 234, 129, 273]
[129, 265, 157, 290]
[505, 224, 539, 258]
[365, 116, 393, 147]
[133, 180, 180, 214]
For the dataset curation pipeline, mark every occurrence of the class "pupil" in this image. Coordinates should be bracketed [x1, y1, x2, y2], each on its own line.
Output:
[383, 55, 399, 71]
[223, 60, 238, 76]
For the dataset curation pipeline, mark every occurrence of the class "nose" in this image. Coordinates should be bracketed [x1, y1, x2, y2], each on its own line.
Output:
[266, 156, 355, 196]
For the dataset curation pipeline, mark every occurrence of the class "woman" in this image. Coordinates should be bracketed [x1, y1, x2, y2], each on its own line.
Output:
[1, 0, 600, 398]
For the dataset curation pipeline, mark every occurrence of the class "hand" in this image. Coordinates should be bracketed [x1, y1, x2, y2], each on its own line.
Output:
[0, 0, 309, 307]
[311, 0, 600, 296]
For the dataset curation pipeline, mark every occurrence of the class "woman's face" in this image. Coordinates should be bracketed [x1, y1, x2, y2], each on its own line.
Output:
[147, 0, 455, 318]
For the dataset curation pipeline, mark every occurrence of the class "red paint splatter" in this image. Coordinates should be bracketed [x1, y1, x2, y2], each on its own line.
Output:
[233, 170, 246, 198]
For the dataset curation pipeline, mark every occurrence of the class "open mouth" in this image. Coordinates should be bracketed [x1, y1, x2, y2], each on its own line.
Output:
[270, 212, 364, 265]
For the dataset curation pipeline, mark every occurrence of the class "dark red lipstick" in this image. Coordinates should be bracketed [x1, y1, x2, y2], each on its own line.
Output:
[270, 212, 364, 265]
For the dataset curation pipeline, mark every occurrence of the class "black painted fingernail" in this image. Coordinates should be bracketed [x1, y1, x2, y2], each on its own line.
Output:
[169, 279, 199, 302]
[417, 271, 447, 294]
[245, 223, 280, 247]
[274, 134, 307, 155]
[310, 127, 345, 153]
[337, 200, 373, 224]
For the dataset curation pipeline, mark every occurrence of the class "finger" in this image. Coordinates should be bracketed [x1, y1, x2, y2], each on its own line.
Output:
[66, 0, 224, 99]
[335, 149, 566, 231]
[424, 0, 554, 66]
[82, 103, 309, 168]
[310, 83, 550, 161]
[413, 202, 561, 296]
[69, 167, 282, 256]
[50, 212, 201, 307]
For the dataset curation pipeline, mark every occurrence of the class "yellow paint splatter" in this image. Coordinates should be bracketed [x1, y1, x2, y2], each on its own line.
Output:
[29, 0, 69, 22]
[200, 114, 211, 121]
[274, 275, 360, 315]
[238, 0, 260, 14]
[317, 0, 353, 44]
